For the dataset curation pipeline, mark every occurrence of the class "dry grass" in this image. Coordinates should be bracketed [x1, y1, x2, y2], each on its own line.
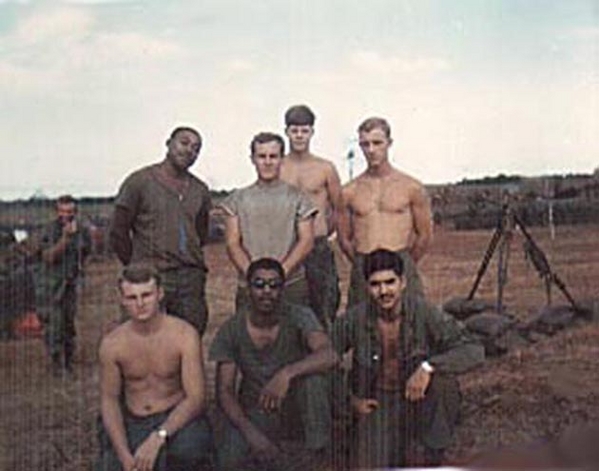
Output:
[1, 224, 598, 469]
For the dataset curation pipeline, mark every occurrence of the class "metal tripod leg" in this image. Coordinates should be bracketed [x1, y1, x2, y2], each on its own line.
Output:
[467, 224, 504, 300]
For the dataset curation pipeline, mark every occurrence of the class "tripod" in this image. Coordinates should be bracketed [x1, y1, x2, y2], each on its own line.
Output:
[466, 203, 579, 314]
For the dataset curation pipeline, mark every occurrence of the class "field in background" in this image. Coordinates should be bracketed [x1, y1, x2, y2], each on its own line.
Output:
[1, 224, 598, 469]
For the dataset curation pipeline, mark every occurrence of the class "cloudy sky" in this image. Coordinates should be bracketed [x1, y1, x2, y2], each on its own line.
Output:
[0, 0, 597, 200]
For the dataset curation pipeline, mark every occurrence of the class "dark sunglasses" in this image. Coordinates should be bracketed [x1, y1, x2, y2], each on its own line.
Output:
[249, 278, 283, 290]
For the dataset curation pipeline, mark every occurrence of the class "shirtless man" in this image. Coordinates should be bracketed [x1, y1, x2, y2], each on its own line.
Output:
[97, 264, 213, 471]
[221, 132, 317, 309]
[338, 116, 433, 307]
[280, 105, 343, 326]
[332, 249, 483, 468]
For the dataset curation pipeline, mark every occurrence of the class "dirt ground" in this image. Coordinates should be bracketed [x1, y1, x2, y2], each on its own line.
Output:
[1, 224, 598, 470]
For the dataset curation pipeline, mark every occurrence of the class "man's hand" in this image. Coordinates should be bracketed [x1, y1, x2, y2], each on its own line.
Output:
[405, 366, 432, 401]
[62, 220, 78, 237]
[246, 428, 281, 462]
[118, 452, 135, 471]
[132, 432, 164, 471]
[350, 396, 379, 416]
[258, 368, 291, 413]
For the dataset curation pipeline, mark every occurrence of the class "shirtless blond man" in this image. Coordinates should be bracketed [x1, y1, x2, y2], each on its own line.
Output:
[97, 264, 213, 471]
[280, 105, 343, 326]
[338, 117, 433, 307]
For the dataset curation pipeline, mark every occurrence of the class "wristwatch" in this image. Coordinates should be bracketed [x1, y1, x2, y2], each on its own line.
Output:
[420, 360, 435, 373]
[156, 428, 168, 441]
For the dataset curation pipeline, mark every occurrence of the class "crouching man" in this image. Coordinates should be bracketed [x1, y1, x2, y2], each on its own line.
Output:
[332, 249, 484, 468]
[97, 264, 214, 471]
[209, 258, 338, 471]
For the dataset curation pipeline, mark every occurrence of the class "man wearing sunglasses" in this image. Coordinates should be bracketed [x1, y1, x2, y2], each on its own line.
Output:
[209, 258, 338, 470]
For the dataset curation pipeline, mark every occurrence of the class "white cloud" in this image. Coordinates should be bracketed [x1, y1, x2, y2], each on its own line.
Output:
[223, 58, 256, 73]
[14, 7, 92, 45]
[349, 50, 450, 75]
[0, 5, 186, 92]
[567, 26, 599, 40]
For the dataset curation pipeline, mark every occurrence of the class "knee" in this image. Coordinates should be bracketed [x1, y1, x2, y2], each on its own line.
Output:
[168, 417, 214, 464]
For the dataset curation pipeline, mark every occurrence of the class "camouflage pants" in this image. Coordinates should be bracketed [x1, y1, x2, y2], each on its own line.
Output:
[218, 373, 331, 471]
[161, 266, 209, 337]
[347, 249, 425, 310]
[354, 374, 461, 468]
[37, 283, 77, 359]
[304, 237, 340, 328]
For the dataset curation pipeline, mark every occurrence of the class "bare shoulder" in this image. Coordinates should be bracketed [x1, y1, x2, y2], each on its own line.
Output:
[163, 315, 201, 345]
[343, 170, 369, 192]
[98, 322, 131, 360]
[311, 154, 338, 172]
[389, 168, 427, 195]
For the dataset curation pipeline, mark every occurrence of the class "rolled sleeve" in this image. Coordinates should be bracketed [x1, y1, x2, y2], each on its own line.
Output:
[208, 319, 237, 364]
[296, 191, 318, 221]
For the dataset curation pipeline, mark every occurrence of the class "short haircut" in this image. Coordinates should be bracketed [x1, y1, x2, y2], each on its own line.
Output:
[118, 263, 162, 289]
[363, 249, 404, 280]
[246, 258, 286, 283]
[284, 105, 316, 127]
[56, 194, 77, 206]
[169, 126, 202, 142]
[249, 132, 285, 156]
[358, 117, 392, 139]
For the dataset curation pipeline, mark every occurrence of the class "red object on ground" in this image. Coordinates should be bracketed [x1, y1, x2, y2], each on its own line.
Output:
[13, 311, 43, 338]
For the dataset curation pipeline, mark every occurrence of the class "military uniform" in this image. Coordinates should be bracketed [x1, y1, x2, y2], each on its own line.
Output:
[34, 219, 91, 371]
[332, 297, 484, 467]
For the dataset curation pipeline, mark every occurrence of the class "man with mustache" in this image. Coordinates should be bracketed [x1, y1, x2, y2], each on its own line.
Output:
[109, 127, 211, 336]
[332, 249, 484, 468]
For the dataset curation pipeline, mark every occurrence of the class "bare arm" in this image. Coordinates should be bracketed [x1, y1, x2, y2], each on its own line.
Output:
[336, 187, 355, 262]
[216, 361, 280, 457]
[409, 184, 433, 262]
[195, 197, 211, 248]
[156, 328, 206, 434]
[325, 163, 344, 234]
[99, 338, 135, 471]
[259, 330, 338, 412]
[132, 327, 206, 470]
[285, 330, 338, 378]
[109, 206, 134, 265]
[280, 216, 315, 276]
[224, 215, 252, 276]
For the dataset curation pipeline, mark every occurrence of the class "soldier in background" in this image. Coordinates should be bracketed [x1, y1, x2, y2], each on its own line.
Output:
[33, 195, 91, 375]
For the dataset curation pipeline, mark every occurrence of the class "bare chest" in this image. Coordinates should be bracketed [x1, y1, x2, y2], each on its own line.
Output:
[119, 341, 182, 382]
[377, 318, 401, 359]
[281, 163, 327, 197]
[350, 180, 411, 217]
[246, 322, 281, 350]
